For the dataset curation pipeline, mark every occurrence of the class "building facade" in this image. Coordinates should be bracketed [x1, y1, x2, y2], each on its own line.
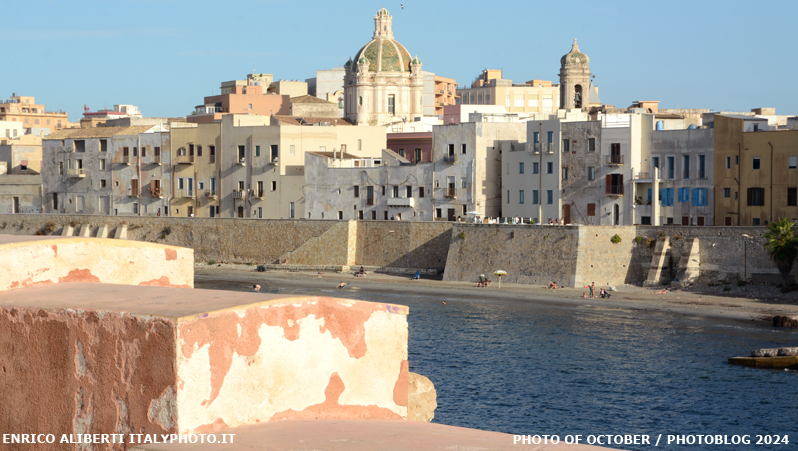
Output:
[0, 94, 76, 133]
[458, 70, 560, 116]
[188, 76, 289, 124]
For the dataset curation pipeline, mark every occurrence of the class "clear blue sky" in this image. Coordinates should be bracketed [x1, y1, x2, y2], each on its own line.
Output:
[3, 0, 796, 121]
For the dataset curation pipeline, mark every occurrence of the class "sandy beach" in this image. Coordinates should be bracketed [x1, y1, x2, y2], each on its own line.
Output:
[195, 264, 798, 324]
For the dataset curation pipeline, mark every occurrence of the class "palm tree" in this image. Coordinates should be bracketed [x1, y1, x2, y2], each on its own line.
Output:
[763, 218, 798, 292]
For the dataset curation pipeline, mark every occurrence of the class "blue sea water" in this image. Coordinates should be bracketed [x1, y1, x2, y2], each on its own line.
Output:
[199, 279, 798, 450]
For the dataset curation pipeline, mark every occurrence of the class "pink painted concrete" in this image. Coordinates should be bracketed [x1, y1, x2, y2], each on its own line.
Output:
[387, 132, 432, 163]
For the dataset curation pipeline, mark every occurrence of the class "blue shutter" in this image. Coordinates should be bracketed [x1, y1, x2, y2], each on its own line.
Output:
[679, 188, 689, 203]
[692, 188, 707, 206]
[669, 188, 674, 206]
[647, 188, 652, 203]
[661, 188, 667, 206]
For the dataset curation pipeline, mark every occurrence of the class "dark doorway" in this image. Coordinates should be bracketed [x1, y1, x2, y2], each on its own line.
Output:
[562, 204, 571, 224]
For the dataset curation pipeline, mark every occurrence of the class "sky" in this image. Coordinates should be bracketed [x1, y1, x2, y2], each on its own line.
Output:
[2, 0, 797, 122]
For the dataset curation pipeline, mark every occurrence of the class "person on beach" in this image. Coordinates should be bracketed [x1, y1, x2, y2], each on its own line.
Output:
[547, 281, 558, 289]
[582, 292, 587, 298]
[600, 287, 611, 298]
[589, 282, 595, 298]
[337, 281, 346, 289]
[476, 274, 486, 287]
[253, 284, 260, 292]
[359, 266, 366, 275]
[549, 219, 554, 225]
[654, 288, 669, 294]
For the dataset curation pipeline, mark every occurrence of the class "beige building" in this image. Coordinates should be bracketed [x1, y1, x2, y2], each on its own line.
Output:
[0, 136, 43, 213]
[458, 70, 560, 115]
[270, 80, 308, 97]
[433, 75, 457, 116]
[0, 134, 42, 174]
[168, 114, 386, 219]
[0, 94, 77, 133]
[289, 95, 339, 118]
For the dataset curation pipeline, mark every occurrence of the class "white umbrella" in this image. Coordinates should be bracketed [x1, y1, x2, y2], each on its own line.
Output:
[493, 270, 507, 289]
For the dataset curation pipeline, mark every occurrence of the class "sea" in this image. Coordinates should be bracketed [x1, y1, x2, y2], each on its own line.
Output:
[197, 277, 798, 450]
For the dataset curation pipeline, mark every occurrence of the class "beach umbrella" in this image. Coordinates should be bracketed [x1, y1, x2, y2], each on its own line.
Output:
[493, 270, 507, 289]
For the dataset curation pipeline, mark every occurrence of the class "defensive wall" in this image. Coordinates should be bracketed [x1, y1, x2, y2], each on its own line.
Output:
[0, 214, 791, 288]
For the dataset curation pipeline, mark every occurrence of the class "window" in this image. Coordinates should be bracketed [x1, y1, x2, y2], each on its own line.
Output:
[588, 138, 596, 152]
[661, 188, 674, 206]
[752, 157, 760, 170]
[753, 218, 761, 226]
[238, 145, 245, 160]
[358, 139, 362, 151]
[788, 188, 797, 207]
[100, 179, 106, 188]
[255, 145, 260, 157]
[99, 159, 106, 170]
[747, 187, 765, 206]
[415, 148, 422, 162]
[562, 139, 570, 152]
[588, 166, 595, 181]
[461, 144, 467, 154]
[382, 186, 386, 195]
[587, 203, 596, 216]
[271, 145, 278, 161]
[547, 162, 553, 174]
[692, 188, 707, 206]
[407, 186, 413, 197]
[100, 140, 108, 152]
[519, 162, 524, 174]
[359, 96, 362, 106]
[667, 156, 675, 179]
[392, 186, 399, 198]
[447, 144, 455, 156]
[506, 190, 510, 203]
[735, 155, 739, 165]
[178, 178, 184, 190]
[683, 155, 690, 179]
[210, 177, 216, 194]
[209, 146, 216, 163]
[653, 156, 660, 172]
[789, 156, 797, 169]
[725, 156, 731, 169]
[519, 190, 524, 204]
[371, 211, 377, 220]
[354, 186, 360, 198]
[546, 190, 553, 204]
[388, 94, 395, 114]
[698, 155, 706, 179]
[398, 149, 405, 158]
[562, 167, 568, 180]
[533, 190, 539, 204]
[547, 131, 553, 144]
[533, 162, 539, 174]
[290, 145, 295, 156]
[289, 202, 295, 218]
[724, 188, 731, 198]
[461, 178, 467, 189]
[194, 146, 200, 157]
[435, 208, 441, 218]
[419, 187, 425, 198]
[678, 188, 690, 203]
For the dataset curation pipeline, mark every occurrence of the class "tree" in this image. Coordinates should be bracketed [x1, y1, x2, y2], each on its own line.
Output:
[763, 218, 798, 292]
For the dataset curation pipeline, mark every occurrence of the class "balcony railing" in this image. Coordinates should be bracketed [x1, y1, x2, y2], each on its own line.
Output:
[175, 154, 195, 164]
[253, 190, 265, 199]
[606, 155, 624, 165]
[605, 184, 624, 195]
[128, 188, 140, 197]
[544, 143, 554, 154]
[366, 197, 375, 206]
[121, 155, 131, 165]
[232, 190, 247, 199]
[149, 187, 163, 197]
[530, 143, 540, 154]
[236, 157, 247, 166]
[443, 188, 457, 198]
[205, 190, 217, 198]
[152, 154, 162, 165]
[176, 189, 195, 198]
[269, 157, 279, 165]
[387, 197, 415, 207]
[66, 168, 86, 178]
[635, 172, 651, 180]
[443, 154, 457, 164]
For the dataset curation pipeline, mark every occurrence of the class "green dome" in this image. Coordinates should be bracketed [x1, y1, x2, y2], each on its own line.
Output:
[353, 38, 413, 73]
[411, 56, 422, 65]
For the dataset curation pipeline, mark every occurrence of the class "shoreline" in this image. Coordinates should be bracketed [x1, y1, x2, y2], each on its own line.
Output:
[194, 264, 798, 325]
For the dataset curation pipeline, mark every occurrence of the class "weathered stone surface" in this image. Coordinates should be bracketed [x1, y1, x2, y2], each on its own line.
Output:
[777, 347, 798, 356]
[408, 372, 437, 422]
[773, 315, 798, 328]
[751, 348, 780, 357]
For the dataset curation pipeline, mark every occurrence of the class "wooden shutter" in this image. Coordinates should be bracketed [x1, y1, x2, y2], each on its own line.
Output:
[747, 188, 753, 206]
[605, 174, 612, 194]
[587, 203, 596, 216]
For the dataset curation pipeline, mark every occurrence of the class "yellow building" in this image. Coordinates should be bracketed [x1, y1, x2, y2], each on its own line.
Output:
[714, 114, 798, 226]
[458, 70, 560, 115]
[0, 94, 77, 133]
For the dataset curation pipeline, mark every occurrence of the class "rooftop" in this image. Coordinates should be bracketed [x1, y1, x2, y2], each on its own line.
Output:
[273, 115, 352, 126]
[43, 125, 156, 140]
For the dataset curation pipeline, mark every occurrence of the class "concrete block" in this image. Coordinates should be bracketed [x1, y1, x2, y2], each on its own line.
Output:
[97, 224, 109, 238]
[408, 372, 437, 422]
[0, 286, 409, 436]
[79, 223, 92, 237]
[60, 224, 73, 236]
[114, 223, 128, 239]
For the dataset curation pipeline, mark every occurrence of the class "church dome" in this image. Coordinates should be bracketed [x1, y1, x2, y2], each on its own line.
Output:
[561, 39, 589, 67]
[352, 8, 415, 73]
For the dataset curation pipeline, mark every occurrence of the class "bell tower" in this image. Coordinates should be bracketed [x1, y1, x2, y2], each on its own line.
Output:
[559, 39, 591, 110]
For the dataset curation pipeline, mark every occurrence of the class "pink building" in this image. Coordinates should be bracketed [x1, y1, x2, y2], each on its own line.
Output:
[387, 131, 432, 163]
[188, 79, 289, 123]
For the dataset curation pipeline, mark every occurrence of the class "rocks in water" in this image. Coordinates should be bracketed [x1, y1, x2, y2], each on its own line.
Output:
[752, 348, 780, 357]
[777, 347, 798, 356]
[773, 315, 798, 328]
[407, 372, 437, 422]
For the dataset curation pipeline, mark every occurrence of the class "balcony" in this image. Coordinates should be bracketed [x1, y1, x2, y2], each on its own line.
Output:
[530, 143, 540, 154]
[605, 155, 624, 165]
[121, 155, 132, 165]
[205, 190, 218, 199]
[176, 189, 195, 198]
[366, 197, 375, 206]
[232, 190, 247, 199]
[128, 188, 140, 198]
[175, 154, 195, 165]
[544, 143, 554, 154]
[605, 184, 624, 196]
[443, 154, 457, 164]
[443, 188, 457, 198]
[236, 157, 247, 166]
[253, 190, 266, 199]
[387, 197, 415, 207]
[269, 157, 279, 165]
[149, 187, 163, 198]
[66, 168, 86, 178]
[152, 154, 162, 165]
